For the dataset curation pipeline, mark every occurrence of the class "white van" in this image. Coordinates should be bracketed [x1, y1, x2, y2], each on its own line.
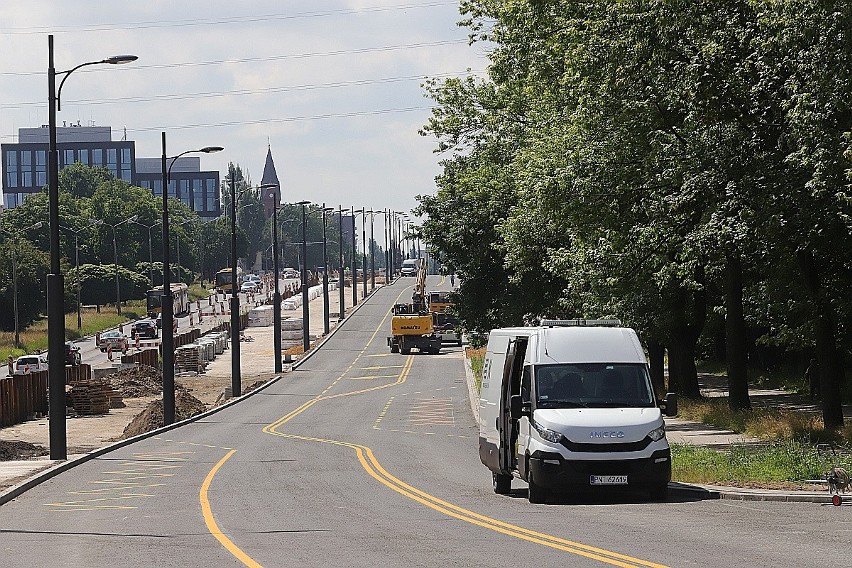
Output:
[478, 319, 677, 503]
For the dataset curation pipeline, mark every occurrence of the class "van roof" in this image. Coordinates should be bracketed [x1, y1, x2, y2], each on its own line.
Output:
[491, 326, 646, 365]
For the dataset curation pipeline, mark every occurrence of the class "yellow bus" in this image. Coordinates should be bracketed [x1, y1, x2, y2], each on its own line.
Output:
[215, 267, 243, 293]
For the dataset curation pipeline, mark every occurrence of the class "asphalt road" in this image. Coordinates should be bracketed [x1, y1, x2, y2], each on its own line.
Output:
[1, 276, 849, 567]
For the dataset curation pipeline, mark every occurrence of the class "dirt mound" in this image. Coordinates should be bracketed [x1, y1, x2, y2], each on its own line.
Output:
[120, 389, 207, 439]
[0, 440, 49, 461]
[107, 366, 163, 398]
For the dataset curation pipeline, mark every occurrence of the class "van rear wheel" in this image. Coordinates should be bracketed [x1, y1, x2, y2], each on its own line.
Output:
[493, 472, 512, 495]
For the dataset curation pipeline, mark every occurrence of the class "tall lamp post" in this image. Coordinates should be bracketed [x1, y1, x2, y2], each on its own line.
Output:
[162, 135, 223, 423]
[47, 36, 136, 460]
[263, 184, 281, 372]
[60, 220, 102, 329]
[131, 219, 158, 285]
[338, 206, 345, 321]
[368, 209, 376, 292]
[355, 208, 367, 300]
[109, 214, 138, 316]
[297, 201, 311, 352]
[350, 206, 358, 307]
[322, 206, 333, 335]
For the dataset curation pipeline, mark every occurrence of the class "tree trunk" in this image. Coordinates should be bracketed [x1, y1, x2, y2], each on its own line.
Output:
[647, 338, 666, 397]
[725, 253, 751, 410]
[666, 271, 706, 399]
[797, 251, 845, 429]
[668, 331, 702, 398]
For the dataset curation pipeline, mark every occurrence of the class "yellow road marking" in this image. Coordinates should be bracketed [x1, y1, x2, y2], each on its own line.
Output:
[349, 374, 402, 380]
[200, 450, 263, 568]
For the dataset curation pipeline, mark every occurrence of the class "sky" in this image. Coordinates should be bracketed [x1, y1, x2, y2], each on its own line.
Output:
[0, 0, 490, 229]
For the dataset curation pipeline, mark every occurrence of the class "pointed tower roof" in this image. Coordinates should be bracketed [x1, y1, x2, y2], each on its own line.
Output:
[261, 145, 280, 188]
[260, 145, 281, 219]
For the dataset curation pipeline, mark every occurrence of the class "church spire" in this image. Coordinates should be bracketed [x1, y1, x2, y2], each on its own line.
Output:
[260, 145, 281, 218]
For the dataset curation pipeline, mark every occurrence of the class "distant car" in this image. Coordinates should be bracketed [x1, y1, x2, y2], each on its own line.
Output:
[244, 274, 260, 284]
[64, 342, 82, 366]
[99, 330, 129, 354]
[13, 355, 48, 375]
[400, 259, 419, 276]
[241, 281, 258, 292]
[282, 268, 298, 279]
[130, 319, 158, 339]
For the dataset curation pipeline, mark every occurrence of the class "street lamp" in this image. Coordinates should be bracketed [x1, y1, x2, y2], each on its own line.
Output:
[297, 200, 311, 352]
[368, 209, 376, 292]
[60, 220, 102, 329]
[0, 221, 43, 348]
[162, 134, 223, 424]
[354, 209, 366, 300]
[108, 214, 138, 316]
[261, 183, 281, 372]
[47, 35, 136, 460]
[350, 206, 357, 307]
[338, 205, 345, 321]
[322, 205, 334, 335]
[382, 209, 390, 285]
[131, 219, 158, 285]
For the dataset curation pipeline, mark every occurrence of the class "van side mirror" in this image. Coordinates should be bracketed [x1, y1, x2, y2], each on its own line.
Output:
[510, 395, 524, 419]
[661, 392, 678, 417]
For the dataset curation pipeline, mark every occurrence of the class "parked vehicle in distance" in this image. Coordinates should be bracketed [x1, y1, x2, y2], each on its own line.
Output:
[282, 268, 298, 279]
[13, 355, 48, 375]
[98, 330, 129, 354]
[400, 259, 419, 276]
[130, 319, 158, 339]
[64, 343, 82, 366]
[241, 281, 259, 293]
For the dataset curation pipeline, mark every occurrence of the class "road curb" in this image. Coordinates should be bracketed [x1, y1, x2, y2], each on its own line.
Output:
[462, 350, 479, 424]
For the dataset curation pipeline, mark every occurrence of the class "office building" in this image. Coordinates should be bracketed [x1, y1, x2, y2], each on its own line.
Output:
[2, 124, 220, 219]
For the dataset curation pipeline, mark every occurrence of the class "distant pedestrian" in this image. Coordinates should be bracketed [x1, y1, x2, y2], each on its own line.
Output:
[805, 358, 820, 400]
[450, 272, 455, 287]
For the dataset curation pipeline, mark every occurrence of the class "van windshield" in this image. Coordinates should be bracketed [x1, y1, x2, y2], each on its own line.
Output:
[534, 363, 655, 409]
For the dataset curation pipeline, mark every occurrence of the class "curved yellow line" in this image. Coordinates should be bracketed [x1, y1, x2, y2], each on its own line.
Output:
[200, 450, 262, 568]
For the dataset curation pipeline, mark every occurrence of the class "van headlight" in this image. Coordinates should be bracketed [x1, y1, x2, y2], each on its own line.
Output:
[532, 421, 563, 444]
[648, 424, 666, 441]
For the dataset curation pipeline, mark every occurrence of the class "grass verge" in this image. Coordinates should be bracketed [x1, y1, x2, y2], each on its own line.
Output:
[672, 441, 851, 489]
[466, 346, 485, 393]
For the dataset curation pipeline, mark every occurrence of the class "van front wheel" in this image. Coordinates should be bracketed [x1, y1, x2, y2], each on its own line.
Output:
[493, 472, 512, 495]
[527, 472, 548, 504]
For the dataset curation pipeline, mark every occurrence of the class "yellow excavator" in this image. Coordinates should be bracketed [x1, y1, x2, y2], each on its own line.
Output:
[388, 258, 442, 354]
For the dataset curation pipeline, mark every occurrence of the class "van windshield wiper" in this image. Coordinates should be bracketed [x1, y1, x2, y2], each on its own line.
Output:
[543, 400, 589, 408]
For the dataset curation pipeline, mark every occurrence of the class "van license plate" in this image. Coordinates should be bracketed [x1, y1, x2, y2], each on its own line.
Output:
[590, 475, 628, 485]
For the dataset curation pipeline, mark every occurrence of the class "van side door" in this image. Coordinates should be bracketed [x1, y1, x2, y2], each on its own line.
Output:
[499, 337, 527, 474]
[515, 364, 533, 477]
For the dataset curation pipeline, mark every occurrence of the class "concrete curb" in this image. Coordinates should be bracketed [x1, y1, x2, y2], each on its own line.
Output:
[462, 348, 480, 425]
[0, 282, 380, 507]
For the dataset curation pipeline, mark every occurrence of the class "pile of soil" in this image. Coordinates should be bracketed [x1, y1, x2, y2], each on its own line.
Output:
[106, 366, 163, 398]
[120, 389, 206, 439]
[0, 440, 49, 461]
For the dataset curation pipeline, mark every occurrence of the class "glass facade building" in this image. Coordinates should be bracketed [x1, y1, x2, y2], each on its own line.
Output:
[1, 125, 220, 219]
